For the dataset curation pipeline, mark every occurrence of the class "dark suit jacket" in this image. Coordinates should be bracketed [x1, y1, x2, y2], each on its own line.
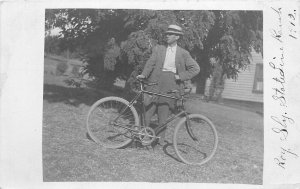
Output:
[142, 45, 200, 84]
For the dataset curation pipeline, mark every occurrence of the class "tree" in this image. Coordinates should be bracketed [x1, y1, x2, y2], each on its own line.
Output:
[44, 35, 62, 55]
[45, 9, 263, 93]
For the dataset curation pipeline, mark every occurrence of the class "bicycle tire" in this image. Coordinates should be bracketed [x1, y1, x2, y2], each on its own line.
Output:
[86, 96, 139, 148]
[173, 114, 218, 165]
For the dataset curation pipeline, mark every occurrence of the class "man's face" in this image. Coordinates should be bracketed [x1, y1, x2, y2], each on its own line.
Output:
[166, 33, 179, 45]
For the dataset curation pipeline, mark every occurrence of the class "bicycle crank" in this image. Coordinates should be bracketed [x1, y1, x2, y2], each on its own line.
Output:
[138, 127, 157, 146]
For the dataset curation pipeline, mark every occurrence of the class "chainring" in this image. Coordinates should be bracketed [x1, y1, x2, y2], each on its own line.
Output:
[138, 127, 156, 146]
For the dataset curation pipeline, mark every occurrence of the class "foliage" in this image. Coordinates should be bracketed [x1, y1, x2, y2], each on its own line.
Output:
[45, 9, 263, 92]
[44, 35, 62, 55]
[71, 65, 81, 77]
[56, 61, 68, 76]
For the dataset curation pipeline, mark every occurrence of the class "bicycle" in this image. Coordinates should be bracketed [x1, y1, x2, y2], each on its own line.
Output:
[86, 79, 218, 165]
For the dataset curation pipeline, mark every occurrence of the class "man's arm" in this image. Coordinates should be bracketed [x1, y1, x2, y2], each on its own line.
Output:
[178, 51, 200, 81]
[141, 46, 158, 78]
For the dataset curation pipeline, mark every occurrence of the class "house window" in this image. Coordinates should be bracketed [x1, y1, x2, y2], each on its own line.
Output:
[253, 64, 263, 93]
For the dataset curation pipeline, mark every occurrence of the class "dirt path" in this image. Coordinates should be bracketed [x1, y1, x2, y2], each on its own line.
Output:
[43, 85, 263, 184]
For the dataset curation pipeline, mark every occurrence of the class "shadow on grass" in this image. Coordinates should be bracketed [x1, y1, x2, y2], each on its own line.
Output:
[163, 142, 183, 163]
[163, 141, 210, 165]
[43, 84, 108, 107]
[86, 132, 94, 142]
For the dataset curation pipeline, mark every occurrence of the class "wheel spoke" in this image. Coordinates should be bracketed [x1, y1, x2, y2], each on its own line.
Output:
[95, 107, 111, 121]
[173, 114, 218, 165]
[87, 97, 139, 149]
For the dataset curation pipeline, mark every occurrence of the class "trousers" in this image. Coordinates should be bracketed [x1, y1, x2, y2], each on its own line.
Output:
[144, 102, 169, 144]
[144, 71, 179, 144]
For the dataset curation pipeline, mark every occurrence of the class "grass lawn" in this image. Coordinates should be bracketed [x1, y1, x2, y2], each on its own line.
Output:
[42, 57, 263, 184]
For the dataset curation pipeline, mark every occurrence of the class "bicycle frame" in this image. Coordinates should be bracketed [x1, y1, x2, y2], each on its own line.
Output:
[87, 80, 218, 164]
[114, 81, 194, 139]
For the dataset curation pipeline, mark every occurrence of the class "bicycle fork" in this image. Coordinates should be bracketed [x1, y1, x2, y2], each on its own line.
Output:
[185, 113, 198, 141]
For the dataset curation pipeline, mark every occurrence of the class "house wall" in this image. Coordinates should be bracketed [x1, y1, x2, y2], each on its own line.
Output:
[222, 51, 263, 103]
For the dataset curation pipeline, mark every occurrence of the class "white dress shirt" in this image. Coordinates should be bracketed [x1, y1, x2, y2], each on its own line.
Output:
[162, 45, 177, 73]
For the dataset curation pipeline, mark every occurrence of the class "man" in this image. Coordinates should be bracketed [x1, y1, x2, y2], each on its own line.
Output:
[137, 24, 200, 147]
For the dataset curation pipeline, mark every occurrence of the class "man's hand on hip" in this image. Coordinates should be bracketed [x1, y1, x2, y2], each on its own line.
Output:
[136, 75, 146, 79]
[174, 74, 181, 80]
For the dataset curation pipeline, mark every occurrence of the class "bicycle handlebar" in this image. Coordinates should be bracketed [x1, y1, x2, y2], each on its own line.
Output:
[137, 78, 191, 97]
[137, 78, 158, 86]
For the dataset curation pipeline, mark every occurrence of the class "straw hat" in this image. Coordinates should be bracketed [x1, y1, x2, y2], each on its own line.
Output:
[165, 24, 183, 35]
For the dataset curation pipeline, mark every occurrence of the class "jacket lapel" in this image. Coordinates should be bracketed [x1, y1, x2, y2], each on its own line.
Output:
[175, 46, 182, 73]
[160, 45, 181, 71]
[160, 45, 167, 68]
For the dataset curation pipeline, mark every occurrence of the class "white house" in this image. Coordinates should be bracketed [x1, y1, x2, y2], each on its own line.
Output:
[205, 50, 263, 103]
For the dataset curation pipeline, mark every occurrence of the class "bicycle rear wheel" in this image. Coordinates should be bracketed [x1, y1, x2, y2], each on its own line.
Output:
[86, 96, 139, 148]
[173, 114, 218, 165]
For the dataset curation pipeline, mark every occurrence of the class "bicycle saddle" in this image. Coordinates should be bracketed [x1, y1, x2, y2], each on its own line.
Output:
[167, 87, 192, 95]
[137, 78, 158, 86]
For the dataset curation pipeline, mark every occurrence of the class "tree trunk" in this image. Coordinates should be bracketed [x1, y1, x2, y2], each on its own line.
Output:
[207, 60, 225, 102]
[195, 70, 208, 94]
[195, 77, 206, 94]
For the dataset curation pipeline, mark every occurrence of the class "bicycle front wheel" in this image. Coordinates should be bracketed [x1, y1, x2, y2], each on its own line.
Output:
[173, 114, 218, 165]
[86, 96, 139, 149]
